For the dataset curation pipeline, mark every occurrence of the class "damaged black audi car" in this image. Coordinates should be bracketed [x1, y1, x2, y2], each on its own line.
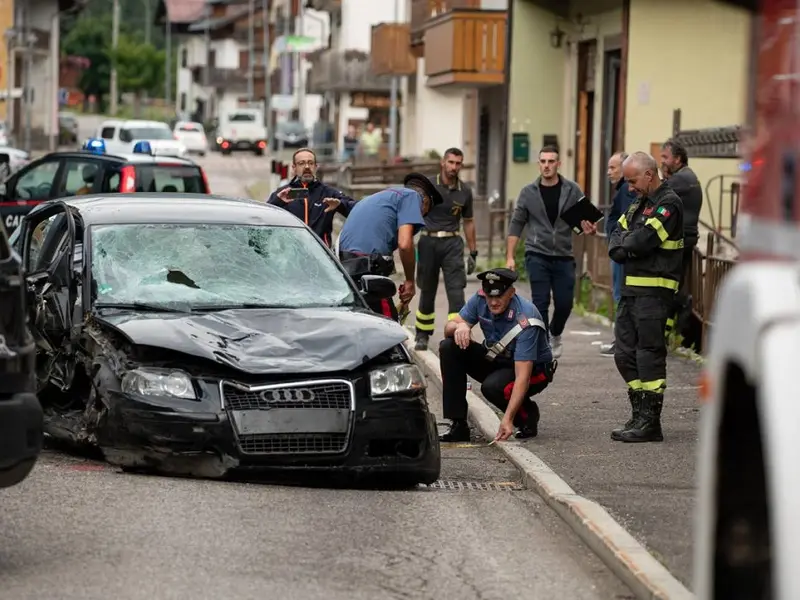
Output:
[14, 194, 440, 485]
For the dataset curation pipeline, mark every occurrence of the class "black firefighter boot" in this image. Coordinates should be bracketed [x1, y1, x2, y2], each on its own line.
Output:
[618, 391, 664, 443]
[610, 389, 642, 441]
[514, 401, 540, 439]
[414, 332, 429, 351]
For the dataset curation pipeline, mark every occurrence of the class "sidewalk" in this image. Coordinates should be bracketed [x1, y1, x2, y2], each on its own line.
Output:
[405, 277, 699, 589]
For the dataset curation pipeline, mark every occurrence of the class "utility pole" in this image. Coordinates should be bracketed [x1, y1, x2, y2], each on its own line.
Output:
[388, 0, 399, 159]
[110, 0, 120, 115]
[164, 8, 172, 105]
[247, 0, 254, 100]
[202, 0, 210, 117]
[296, 1, 305, 128]
[4, 29, 14, 138]
[22, 12, 33, 153]
[144, 0, 152, 45]
[262, 0, 270, 131]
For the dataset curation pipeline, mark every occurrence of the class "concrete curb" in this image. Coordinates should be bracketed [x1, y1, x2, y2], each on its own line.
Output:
[404, 328, 694, 600]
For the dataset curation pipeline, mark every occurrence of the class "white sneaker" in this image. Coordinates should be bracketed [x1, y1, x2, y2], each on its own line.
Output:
[550, 335, 563, 358]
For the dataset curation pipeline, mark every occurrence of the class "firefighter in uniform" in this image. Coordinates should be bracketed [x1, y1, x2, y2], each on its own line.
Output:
[607, 151, 684, 444]
[413, 148, 478, 351]
[438, 268, 556, 443]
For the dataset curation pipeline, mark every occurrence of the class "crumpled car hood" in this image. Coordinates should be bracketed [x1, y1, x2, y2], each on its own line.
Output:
[95, 307, 408, 374]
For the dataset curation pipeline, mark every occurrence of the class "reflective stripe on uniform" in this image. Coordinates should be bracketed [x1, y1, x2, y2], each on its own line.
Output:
[625, 275, 679, 290]
[660, 238, 684, 250]
[619, 215, 628, 230]
[641, 379, 666, 392]
[485, 317, 547, 361]
[415, 310, 435, 331]
[447, 312, 459, 321]
[645, 217, 669, 242]
[627, 379, 642, 390]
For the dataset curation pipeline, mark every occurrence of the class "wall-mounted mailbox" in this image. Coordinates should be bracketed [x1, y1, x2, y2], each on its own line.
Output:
[512, 133, 530, 163]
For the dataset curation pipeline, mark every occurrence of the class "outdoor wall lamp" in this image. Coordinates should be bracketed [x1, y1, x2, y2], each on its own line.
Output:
[549, 25, 565, 49]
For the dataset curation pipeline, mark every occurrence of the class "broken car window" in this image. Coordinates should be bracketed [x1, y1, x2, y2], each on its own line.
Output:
[90, 224, 355, 309]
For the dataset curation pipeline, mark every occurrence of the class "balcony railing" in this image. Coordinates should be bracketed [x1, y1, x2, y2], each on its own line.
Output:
[424, 9, 507, 87]
[370, 23, 417, 76]
[410, 0, 480, 47]
[192, 67, 248, 91]
[307, 49, 393, 94]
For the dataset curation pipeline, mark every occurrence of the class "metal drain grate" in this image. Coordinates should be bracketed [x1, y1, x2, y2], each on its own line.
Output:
[418, 480, 524, 491]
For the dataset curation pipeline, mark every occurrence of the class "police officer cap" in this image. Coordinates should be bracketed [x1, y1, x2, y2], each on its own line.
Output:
[477, 267, 518, 296]
[404, 172, 443, 206]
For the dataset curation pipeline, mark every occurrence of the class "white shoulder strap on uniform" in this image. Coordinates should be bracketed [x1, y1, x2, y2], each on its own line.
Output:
[485, 316, 547, 361]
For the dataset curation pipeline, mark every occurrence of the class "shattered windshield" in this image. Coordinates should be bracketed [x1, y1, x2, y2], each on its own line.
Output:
[90, 224, 356, 310]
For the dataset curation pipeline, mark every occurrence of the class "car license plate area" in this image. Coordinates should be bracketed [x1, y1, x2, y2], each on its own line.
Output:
[231, 408, 350, 435]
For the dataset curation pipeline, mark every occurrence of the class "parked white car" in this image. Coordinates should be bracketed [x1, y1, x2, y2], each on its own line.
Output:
[0, 146, 30, 180]
[95, 119, 187, 157]
[173, 121, 208, 156]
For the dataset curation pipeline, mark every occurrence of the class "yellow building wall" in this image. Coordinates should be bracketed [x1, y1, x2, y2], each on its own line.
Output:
[505, 0, 566, 202]
[0, 0, 12, 121]
[624, 0, 750, 231]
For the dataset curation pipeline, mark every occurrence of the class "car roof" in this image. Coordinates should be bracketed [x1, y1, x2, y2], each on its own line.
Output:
[56, 194, 303, 227]
[100, 119, 167, 128]
[35, 150, 198, 166]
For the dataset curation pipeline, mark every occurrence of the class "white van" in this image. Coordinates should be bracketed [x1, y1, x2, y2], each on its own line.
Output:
[95, 119, 187, 157]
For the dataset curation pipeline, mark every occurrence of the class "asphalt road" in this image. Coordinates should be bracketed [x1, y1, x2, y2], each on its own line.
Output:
[0, 129, 633, 599]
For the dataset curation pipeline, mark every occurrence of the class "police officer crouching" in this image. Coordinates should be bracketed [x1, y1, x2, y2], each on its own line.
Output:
[439, 268, 556, 443]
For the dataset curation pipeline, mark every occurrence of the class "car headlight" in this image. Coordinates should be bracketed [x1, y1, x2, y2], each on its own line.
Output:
[370, 364, 425, 397]
[121, 368, 196, 399]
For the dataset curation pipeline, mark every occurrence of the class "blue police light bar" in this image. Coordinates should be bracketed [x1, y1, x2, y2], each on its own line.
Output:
[83, 138, 106, 154]
[132, 140, 153, 155]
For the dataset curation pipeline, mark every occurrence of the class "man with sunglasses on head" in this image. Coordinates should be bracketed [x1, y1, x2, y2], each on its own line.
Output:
[267, 147, 356, 247]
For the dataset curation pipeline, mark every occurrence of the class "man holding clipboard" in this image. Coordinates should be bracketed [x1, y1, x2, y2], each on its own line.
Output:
[506, 146, 602, 358]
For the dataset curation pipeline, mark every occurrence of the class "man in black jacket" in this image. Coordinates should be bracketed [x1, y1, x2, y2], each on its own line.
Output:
[607, 152, 684, 444]
[267, 148, 356, 247]
[660, 139, 703, 334]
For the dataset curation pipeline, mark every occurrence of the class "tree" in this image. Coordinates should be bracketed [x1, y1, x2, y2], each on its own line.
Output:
[62, 15, 113, 105]
[108, 34, 166, 99]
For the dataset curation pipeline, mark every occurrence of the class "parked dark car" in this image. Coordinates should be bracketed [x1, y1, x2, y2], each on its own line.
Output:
[272, 120, 309, 151]
[0, 217, 43, 488]
[13, 194, 441, 485]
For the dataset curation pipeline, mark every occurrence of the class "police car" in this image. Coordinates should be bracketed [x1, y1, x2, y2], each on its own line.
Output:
[0, 138, 210, 233]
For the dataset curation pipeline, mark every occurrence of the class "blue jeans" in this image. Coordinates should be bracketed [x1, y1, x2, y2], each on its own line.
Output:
[611, 259, 624, 305]
[524, 252, 576, 337]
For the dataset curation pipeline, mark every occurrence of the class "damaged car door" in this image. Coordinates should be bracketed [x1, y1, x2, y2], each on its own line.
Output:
[20, 202, 78, 390]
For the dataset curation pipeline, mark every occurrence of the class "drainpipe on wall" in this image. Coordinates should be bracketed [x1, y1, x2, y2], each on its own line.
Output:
[498, 0, 516, 213]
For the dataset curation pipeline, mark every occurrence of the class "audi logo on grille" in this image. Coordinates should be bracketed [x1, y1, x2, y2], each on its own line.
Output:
[261, 388, 316, 402]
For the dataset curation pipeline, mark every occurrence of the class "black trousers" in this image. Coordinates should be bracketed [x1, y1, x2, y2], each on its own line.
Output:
[614, 294, 673, 394]
[415, 235, 466, 335]
[439, 338, 551, 422]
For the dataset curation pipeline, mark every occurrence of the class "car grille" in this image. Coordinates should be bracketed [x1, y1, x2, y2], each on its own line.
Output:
[238, 433, 348, 455]
[222, 381, 352, 410]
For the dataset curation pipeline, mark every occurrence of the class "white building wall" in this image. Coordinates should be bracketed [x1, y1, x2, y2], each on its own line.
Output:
[412, 60, 466, 157]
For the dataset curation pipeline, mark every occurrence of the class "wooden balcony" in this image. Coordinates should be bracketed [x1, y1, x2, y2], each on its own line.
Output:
[370, 23, 416, 77]
[409, 0, 480, 55]
[424, 9, 507, 88]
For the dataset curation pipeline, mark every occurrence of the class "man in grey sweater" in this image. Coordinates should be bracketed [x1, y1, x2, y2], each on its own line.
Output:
[505, 145, 586, 358]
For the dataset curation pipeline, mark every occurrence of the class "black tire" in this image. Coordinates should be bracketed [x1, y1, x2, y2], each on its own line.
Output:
[221, 148, 232, 156]
[254, 148, 264, 156]
[0, 457, 37, 488]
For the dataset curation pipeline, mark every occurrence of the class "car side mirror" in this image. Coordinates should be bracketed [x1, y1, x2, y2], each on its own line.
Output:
[359, 275, 396, 299]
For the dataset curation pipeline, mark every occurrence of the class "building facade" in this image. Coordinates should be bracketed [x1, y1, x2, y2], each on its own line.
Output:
[505, 0, 750, 233]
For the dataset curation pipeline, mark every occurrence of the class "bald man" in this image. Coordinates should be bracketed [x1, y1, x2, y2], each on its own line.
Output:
[606, 151, 684, 444]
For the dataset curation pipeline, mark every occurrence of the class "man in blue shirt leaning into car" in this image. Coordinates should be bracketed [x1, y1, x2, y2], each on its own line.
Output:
[438, 267, 556, 443]
[338, 172, 443, 319]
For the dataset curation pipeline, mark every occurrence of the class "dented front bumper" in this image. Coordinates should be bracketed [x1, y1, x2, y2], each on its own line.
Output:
[99, 375, 440, 479]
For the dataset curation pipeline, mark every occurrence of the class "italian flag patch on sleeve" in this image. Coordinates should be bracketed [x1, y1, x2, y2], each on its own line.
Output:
[657, 206, 670, 218]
